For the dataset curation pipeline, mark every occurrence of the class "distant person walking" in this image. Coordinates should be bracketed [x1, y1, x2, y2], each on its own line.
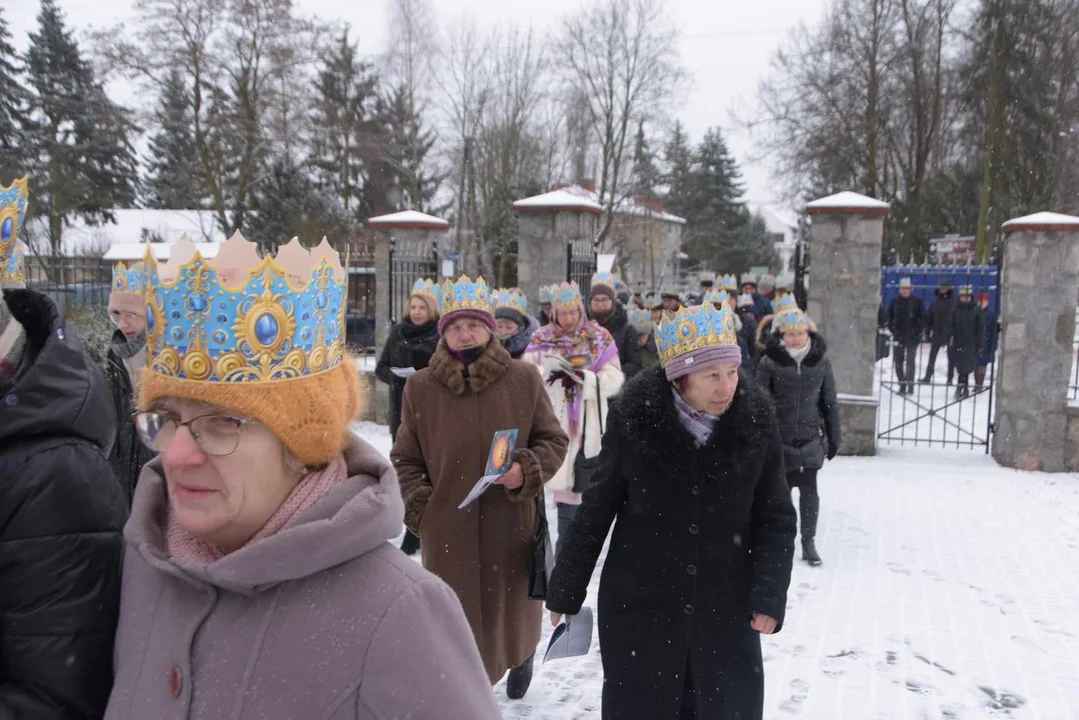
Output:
[887, 278, 926, 395]
[922, 280, 956, 383]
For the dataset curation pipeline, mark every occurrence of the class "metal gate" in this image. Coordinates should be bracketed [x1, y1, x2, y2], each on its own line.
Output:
[387, 238, 439, 325]
[566, 237, 596, 290]
[876, 265, 1002, 451]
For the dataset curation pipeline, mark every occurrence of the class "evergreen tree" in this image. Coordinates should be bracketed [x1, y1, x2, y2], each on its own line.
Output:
[0, 9, 30, 181]
[378, 83, 442, 213]
[725, 211, 778, 274]
[143, 68, 204, 209]
[247, 159, 349, 253]
[662, 121, 693, 219]
[684, 127, 747, 269]
[24, 0, 137, 253]
[631, 120, 660, 199]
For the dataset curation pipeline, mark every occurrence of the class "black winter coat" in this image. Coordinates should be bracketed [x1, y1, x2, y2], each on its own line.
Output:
[738, 309, 760, 366]
[374, 319, 439, 438]
[927, 289, 956, 344]
[107, 329, 156, 505]
[755, 333, 841, 472]
[546, 365, 797, 720]
[887, 295, 926, 346]
[499, 314, 540, 359]
[949, 301, 985, 375]
[597, 303, 642, 378]
[0, 289, 128, 720]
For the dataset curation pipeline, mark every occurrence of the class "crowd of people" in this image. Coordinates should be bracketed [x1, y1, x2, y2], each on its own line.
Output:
[1, 175, 848, 719]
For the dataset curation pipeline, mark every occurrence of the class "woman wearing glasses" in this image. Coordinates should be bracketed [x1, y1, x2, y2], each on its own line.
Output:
[104, 237, 500, 720]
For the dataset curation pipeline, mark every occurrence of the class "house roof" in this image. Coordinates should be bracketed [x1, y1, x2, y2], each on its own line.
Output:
[28, 209, 226, 257]
[366, 210, 450, 229]
[513, 189, 604, 215]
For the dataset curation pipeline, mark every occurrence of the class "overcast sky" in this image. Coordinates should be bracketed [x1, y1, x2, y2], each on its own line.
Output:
[6, 0, 830, 212]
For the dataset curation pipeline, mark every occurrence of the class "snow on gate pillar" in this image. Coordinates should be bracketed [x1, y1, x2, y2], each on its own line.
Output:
[993, 212, 1079, 472]
[513, 190, 603, 316]
[805, 191, 890, 456]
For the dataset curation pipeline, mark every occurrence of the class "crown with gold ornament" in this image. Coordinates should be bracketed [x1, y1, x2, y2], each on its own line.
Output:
[655, 302, 739, 367]
[720, 274, 739, 292]
[1, 240, 26, 288]
[112, 260, 148, 295]
[409, 277, 442, 310]
[591, 271, 616, 292]
[538, 285, 552, 304]
[627, 306, 653, 334]
[701, 288, 729, 306]
[737, 293, 755, 308]
[143, 233, 346, 385]
[660, 283, 680, 299]
[740, 272, 758, 287]
[773, 294, 798, 315]
[491, 287, 528, 315]
[0, 177, 29, 267]
[772, 295, 809, 334]
[549, 281, 583, 310]
[643, 291, 662, 310]
[439, 275, 492, 316]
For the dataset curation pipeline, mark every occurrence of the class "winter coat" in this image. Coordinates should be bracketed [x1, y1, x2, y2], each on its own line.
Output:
[391, 340, 569, 683]
[374, 319, 439, 437]
[0, 289, 128, 720]
[640, 332, 660, 368]
[755, 333, 841, 472]
[979, 308, 999, 366]
[927, 288, 956, 344]
[753, 292, 772, 320]
[105, 436, 501, 720]
[597, 303, 642, 378]
[107, 328, 156, 504]
[546, 365, 797, 720]
[887, 295, 926, 346]
[949, 301, 986, 375]
[738, 309, 760, 367]
[500, 314, 540, 359]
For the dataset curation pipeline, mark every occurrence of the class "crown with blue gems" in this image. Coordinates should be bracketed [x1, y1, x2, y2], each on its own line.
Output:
[698, 271, 715, 286]
[440, 275, 492, 316]
[1, 240, 26, 288]
[143, 233, 346, 384]
[643, 291, 662, 310]
[721, 274, 739, 292]
[772, 295, 809, 333]
[591, 271, 616, 292]
[0, 177, 29, 267]
[627, 306, 654, 334]
[549, 281, 582, 310]
[660, 283, 680, 299]
[409, 277, 442, 309]
[773, 294, 798, 315]
[538, 285, 552, 304]
[112, 260, 148, 295]
[737, 293, 754, 307]
[655, 303, 739, 366]
[701, 288, 729, 305]
[491, 287, 527, 314]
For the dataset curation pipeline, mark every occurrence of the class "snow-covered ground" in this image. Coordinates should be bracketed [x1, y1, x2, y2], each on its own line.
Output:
[356, 424, 1079, 719]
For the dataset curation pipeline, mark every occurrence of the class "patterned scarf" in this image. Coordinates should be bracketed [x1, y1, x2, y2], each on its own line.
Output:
[0, 293, 27, 388]
[672, 387, 720, 447]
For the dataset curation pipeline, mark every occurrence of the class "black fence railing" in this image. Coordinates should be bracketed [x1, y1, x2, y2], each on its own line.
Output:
[23, 255, 112, 312]
[567, 238, 596, 292]
[387, 238, 439, 326]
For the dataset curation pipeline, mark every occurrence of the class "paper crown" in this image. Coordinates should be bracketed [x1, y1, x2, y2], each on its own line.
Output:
[591, 271, 616, 291]
[698, 271, 715, 286]
[409, 277, 442, 309]
[737, 293, 755, 307]
[1, 240, 26, 288]
[491, 287, 528, 314]
[112, 260, 148, 295]
[655, 303, 739, 367]
[440, 275, 492, 316]
[740, 273, 758, 286]
[549, 281, 582, 310]
[759, 274, 776, 287]
[143, 233, 346, 385]
[538, 285, 552, 304]
[660, 284, 680, 299]
[774, 275, 791, 291]
[0, 177, 29, 266]
[958, 284, 974, 296]
[773, 294, 799, 315]
[720, 274, 739, 292]
[643, 291, 662, 310]
[627, 306, 653, 334]
[774, 308, 810, 334]
[701, 289, 730, 306]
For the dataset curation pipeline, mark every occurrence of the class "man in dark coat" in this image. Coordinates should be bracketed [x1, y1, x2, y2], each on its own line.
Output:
[741, 274, 772, 320]
[590, 280, 641, 378]
[976, 294, 999, 389]
[737, 295, 761, 367]
[1, 287, 128, 719]
[922, 280, 956, 383]
[949, 286, 985, 399]
[887, 278, 926, 395]
[546, 322, 796, 719]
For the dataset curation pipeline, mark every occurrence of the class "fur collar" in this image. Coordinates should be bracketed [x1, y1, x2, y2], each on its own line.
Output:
[427, 339, 512, 395]
[763, 331, 828, 367]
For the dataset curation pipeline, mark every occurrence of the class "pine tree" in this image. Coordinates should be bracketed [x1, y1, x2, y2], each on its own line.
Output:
[632, 120, 660, 199]
[143, 68, 204, 209]
[0, 9, 30, 181]
[247, 159, 349, 253]
[662, 121, 693, 219]
[24, 0, 137, 254]
[684, 127, 747, 269]
[378, 83, 442, 213]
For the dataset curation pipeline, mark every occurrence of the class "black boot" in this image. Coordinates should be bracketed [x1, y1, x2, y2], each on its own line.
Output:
[800, 488, 822, 567]
[802, 539, 822, 566]
[506, 653, 535, 700]
[400, 529, 420, 556]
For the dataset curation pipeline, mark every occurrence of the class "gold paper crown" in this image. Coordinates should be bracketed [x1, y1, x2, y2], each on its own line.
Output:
[439, 275, 492, 316]
[655, 303, 739, 366]
[549, 281, 583, 310]
[1, 240, 26, 288]
[491, 287, 528, 314]
[0, 177, 29, 266]
[112, 260, 148, 295]
[409, 277, 442, 310]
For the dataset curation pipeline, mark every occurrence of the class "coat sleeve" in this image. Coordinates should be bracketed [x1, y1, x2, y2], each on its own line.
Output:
[545, 404, 627, 616]
[620, 326, 642, 378]
[390, 380, 432, 534]
[505, 367, 570, 504]
[747, 423, 798, 632]
[886, 299, 896, 333]
[818, 358, 842, 449]
[374, 331, 395, 386]
[357, 578, 501, 719]
[0, 443, 126, 720]
[914, 298, 926, 337]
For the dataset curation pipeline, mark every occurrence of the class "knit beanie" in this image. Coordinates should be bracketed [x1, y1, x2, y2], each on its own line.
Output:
[589, 283, 616, 302]
[494, 305, 526, 327]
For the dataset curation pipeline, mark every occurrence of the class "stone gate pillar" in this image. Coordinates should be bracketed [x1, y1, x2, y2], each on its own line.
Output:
[805, 191, 890, 456]
[513, 189, 602, 315]
[993, 212, 1079, 472]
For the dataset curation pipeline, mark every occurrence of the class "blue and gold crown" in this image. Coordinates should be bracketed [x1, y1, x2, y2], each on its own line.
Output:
[660, 284, 680, 299]
[655, 303, 739, 366]
[737, 293, 755, 308]
[720, 274, 739, 292]
[409, 277, 442, 309]
[440, 275, 491, 316]
[698, 271, 715, 286]
[701, 289, 729, 306]
[538, 285, 552, 304]
[627, 306, 654, 334]
[643, 291, 662, 310]
[773, 294, 798, 315]
[740, 272, 758, 286]
[144, 233, 346, 384]
[491, 287, 528, 314]
[0, 177, 29, 267]
[591, 271, 616, 292]
[112, 260, 148, 295]
[774, 308, 810, 334]
[1, 240, 26, 288]
[549, 281, 582, 310]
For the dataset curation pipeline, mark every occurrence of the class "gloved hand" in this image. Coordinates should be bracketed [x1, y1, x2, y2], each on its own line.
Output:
[827, 440, 839, 461]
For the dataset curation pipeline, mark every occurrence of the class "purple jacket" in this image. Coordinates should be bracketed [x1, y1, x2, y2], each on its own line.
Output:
[105, 437, 500, 720]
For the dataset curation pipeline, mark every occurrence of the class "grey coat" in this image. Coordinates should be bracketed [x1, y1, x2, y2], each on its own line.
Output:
[755, 333, 841, 472]
[105, 436, 500, 720]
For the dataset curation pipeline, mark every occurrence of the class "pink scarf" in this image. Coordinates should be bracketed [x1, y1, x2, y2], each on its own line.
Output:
[167, 455, 348, 565]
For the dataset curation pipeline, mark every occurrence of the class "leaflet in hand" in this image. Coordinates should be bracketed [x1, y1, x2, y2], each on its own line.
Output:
[458, 429, 519, 509]
[544, 606, 594, 662]
[390, 367, 417, 378]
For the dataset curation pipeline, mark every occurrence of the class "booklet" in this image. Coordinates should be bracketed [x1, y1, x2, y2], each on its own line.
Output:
[544, 606, 594, 663]
[390, 367, 417, 378]
[458, 429, 519, 509]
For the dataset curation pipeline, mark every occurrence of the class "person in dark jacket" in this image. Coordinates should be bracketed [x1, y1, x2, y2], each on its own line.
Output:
[976, 293, 999, 388]
[106, 260, 157, 504]
[949, 285, 985, 399]
[590, 272, 642, 377]
[375, 278, 440, 556]
[547, 302, 796, 720]
[741, 273, 772, 320]
[492, 287, 539, 359]
[538, 285, 552, 326]
[755, 307, 841, 567]
[736, 293, 761, 367]
[628, 306, 659, 368]
[922, 280, 956, 383]
[887, 278, 926, 395]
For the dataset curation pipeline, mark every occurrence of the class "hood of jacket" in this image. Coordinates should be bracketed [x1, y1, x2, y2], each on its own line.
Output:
[123, 435, 405, 595]
[0, 289, 115, 453]
[501, 314, 540, 357]
[763, 331, 828, 367]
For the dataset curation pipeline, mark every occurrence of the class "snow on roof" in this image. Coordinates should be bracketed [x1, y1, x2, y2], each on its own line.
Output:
[28, 209, 226, 257]
[1002, 211, 1079, 232]
[366, 210, 450, 229]
[513, 189, 604, 215]
[748, 204, 797, 236]
[806, 191, 890, 214]
[103, 241, 221, 261]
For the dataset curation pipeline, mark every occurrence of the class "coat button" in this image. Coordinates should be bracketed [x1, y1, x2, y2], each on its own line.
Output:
[684, 604, 695, 616]
[168, 666, 183, 698]
[686, 564, 697, 576]
[688, 524, 699, 535]
[690, 485, 700, 496]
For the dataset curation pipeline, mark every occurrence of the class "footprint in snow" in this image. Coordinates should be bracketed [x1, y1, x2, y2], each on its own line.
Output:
[778, 678, 810, 714]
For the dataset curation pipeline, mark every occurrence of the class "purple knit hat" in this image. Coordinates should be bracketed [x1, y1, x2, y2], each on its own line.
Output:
[664, 344, 743, 381]
[438, 308, 495, 336]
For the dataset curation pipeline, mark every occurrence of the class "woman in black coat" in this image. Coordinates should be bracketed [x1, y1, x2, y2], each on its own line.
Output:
[755, 310, 841, 567]
[949, 286, 986, 399]
[546, 305, 797, 720]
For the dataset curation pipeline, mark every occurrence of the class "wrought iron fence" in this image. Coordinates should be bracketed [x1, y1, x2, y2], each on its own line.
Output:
[23, 255, 112, 312]
[387, 238, 439, 325]
[566, 237, 595, 290]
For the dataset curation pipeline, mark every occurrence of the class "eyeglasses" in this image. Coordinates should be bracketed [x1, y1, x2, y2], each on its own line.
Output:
[134, 411, 258, 457]
[109, 310, 141, 326]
